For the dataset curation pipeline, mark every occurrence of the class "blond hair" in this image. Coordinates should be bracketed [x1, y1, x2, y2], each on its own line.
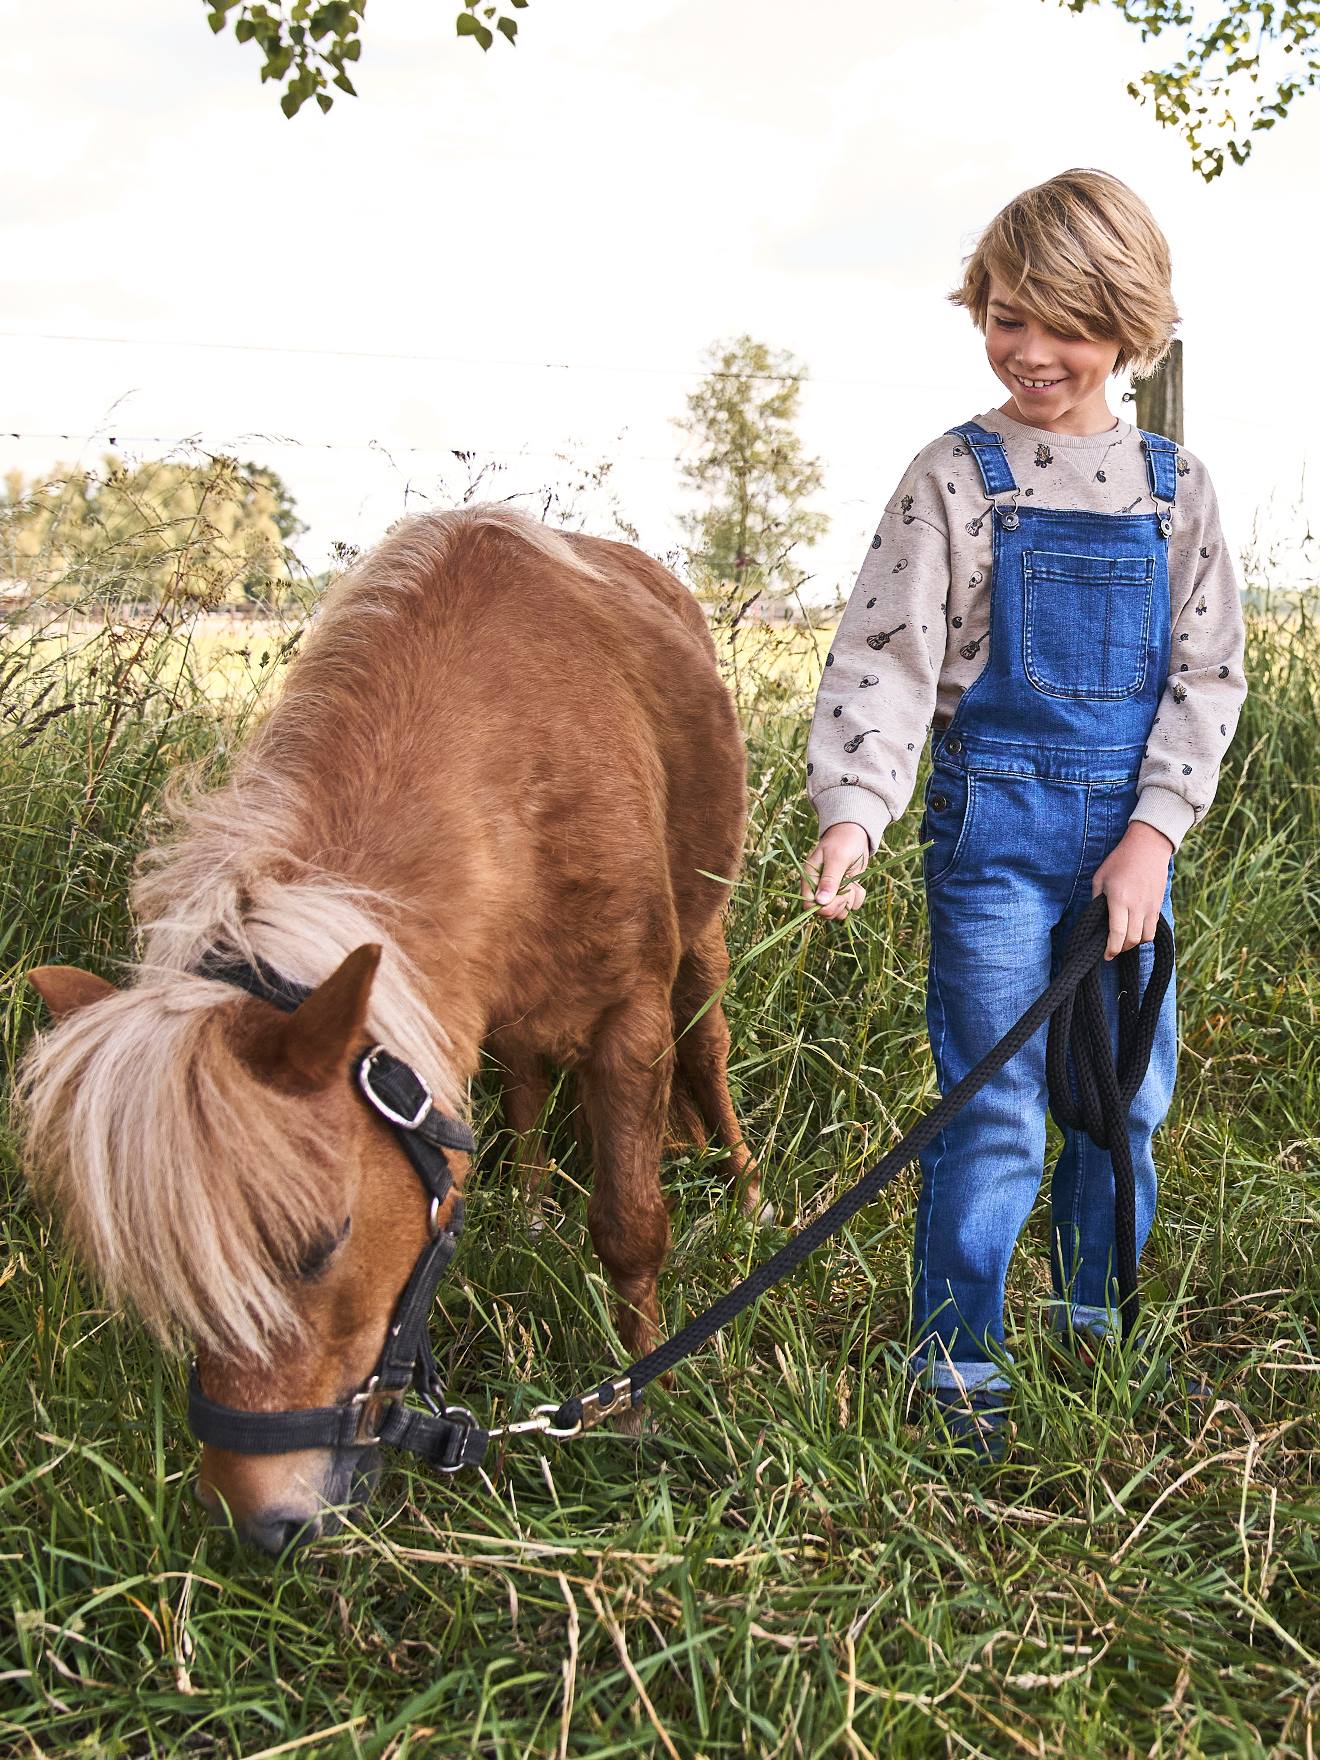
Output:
[947, 169, 1180, 380]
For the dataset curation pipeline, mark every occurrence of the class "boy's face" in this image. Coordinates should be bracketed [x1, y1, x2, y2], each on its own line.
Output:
[983, 271, 1121, 433]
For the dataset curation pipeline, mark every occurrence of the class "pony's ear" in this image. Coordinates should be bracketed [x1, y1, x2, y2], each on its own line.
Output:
[277, 944, 381, 1086]
[28, 966, 118, 1022]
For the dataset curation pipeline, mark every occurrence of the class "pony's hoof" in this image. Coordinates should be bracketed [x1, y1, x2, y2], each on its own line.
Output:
[737, 1180, 773, 1226]
[612, 1401, 647, 1439]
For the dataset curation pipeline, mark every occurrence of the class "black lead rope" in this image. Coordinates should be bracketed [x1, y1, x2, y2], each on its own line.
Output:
[189, 895, 1172, 1463]
[547, 893, 1173, 1434]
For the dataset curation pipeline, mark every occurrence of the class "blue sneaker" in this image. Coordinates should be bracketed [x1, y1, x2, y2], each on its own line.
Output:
[922, 1383, 1010, 1462]
[1046, 1317, 1214, 1405]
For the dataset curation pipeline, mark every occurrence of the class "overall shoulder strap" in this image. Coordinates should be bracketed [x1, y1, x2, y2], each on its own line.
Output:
[945, 420, 1019, 498]
[1137, 429, 1179, 504]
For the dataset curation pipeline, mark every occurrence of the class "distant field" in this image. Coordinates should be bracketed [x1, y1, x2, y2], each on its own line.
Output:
[9, 607, 311, 705]
[2, 580, 1318, 1758]
[7, 604, 838, 712]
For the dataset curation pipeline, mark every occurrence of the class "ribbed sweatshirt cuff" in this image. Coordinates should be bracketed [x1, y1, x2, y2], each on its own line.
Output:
[812, 786, 892, 859]
[1129, 787, 1197, 852]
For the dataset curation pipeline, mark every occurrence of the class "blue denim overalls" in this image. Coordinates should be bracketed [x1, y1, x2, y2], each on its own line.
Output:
[911, 417, 1180, 1393]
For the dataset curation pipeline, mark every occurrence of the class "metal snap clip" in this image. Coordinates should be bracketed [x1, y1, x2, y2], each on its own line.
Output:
[930, 793, 949, 811]
[945, 736, 963, 755]
[999, 509, 1019, 531]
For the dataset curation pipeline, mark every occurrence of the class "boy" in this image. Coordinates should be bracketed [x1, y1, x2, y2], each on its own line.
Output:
[800, 169, 1247, 1453]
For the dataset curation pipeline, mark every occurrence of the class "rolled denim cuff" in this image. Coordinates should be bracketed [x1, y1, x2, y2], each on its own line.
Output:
[909, 1350, 1012, 1395]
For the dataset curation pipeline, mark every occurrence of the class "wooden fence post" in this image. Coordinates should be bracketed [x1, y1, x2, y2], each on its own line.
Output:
[1126, 338, 1184, 443]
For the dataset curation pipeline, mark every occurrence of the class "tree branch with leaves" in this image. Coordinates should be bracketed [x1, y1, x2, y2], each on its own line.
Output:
[203, 0, 528, 117]
[1057, 0, 1320, 176]
[200, 0, 1317, 178]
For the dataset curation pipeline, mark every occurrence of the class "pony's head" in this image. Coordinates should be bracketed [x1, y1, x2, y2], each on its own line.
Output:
[20, 941, 467, 1554]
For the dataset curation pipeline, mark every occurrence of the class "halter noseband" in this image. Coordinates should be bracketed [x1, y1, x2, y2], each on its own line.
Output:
[185, 956, 488, 1473]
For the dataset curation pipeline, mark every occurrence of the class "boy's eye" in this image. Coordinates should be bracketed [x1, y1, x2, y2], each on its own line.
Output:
[993, 318, 1023, 329]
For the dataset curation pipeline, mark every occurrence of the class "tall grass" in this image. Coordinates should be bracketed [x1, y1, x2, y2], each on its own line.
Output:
[1, 553, 1318, 1758]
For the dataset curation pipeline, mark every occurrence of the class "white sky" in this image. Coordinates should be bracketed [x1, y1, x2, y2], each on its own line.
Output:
[2, 0, 1317, 599]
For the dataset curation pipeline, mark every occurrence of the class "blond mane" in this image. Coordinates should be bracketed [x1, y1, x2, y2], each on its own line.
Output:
[19, 868, 462, 1362]
[13, 511, 593, 1358]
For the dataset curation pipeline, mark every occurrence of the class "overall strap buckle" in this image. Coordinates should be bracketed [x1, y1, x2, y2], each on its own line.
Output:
[946, 420, 1020, 500]
[1138, 432, 1179, 534]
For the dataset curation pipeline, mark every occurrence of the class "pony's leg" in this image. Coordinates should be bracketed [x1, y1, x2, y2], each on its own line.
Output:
[672, 919, 764, 1220]
[496, 1045, 554, 1225]
[580, 980, 675, 1375]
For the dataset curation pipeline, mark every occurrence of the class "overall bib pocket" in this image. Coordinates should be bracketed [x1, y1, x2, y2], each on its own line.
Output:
[921, 765, 976, 888]
[1022, 549, 1155, 701]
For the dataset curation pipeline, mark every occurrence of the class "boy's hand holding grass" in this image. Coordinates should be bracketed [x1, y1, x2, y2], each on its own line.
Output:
[1091, 820, 1175, 960]
[804, 816, 1173, 954]
[801, 821, 871, 920]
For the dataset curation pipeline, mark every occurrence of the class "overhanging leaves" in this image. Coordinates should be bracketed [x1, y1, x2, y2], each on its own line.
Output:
[203, 0, 526, 116]
[1059, 0, 1320, 177]
[201, 0, 1317, 167]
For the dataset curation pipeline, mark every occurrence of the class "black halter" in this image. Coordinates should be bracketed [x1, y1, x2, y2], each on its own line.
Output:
[185, 956, 488, 1473]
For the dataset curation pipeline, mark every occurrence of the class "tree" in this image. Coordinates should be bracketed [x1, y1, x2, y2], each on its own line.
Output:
[676, 336, 829, 609]
[1, 454, 308, 606]
[198, 0, 1317, 179]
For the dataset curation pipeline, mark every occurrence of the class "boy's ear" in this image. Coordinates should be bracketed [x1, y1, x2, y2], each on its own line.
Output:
[275, 943, 381, 1087]
[27, 966, 119, 1022]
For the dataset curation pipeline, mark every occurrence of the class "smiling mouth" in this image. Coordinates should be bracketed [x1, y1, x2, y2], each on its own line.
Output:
[1013, 373, 1064, 389]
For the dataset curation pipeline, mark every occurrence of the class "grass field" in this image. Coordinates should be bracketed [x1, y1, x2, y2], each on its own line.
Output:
[2, 571, 1318, 1759]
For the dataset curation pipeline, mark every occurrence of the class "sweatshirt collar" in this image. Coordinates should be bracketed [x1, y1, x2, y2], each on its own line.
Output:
[977, 406, 1133, 450]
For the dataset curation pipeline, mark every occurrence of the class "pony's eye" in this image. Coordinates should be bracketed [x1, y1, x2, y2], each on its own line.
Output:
[295, 1217, 350, 1281]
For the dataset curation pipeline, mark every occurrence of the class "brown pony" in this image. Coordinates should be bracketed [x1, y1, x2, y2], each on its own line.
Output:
[19, 507, 756, 1552]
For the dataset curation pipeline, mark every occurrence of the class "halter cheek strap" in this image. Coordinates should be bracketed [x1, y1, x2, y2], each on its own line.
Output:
[186, 955, 487, 1471]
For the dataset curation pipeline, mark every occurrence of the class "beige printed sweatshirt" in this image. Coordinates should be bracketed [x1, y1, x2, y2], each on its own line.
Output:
[807, 405, 1248, 857]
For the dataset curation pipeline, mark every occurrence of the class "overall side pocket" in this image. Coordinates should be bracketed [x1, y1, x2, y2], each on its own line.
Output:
[922, 765, 976, 889]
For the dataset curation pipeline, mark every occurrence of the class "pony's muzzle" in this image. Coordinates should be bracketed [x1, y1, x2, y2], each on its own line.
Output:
[194, 1446, 377, 1555]
[239, 1507, 330, 1556]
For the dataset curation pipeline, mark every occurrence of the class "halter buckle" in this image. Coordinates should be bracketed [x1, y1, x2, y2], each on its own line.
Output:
[432, 1405, 477, 1472]
[351, 1376, 404, 1444]
[358, 1046, 433, 1130]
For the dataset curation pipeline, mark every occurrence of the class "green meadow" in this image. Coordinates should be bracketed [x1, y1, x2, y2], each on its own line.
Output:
[1, 566, 1318, 1759]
